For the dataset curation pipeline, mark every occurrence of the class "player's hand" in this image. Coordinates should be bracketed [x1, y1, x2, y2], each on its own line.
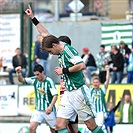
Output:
[112, 67, 117, 71]
[25, 4, 34, 19]
[15, 66, 22, 73]
[54, 67, 63, 75]
[105, 65, 110, 71]
[45, 106, 52, 115]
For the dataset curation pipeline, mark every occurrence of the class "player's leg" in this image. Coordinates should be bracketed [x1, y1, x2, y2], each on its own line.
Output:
[84, 118, 104, 133]
[95, 112, 105, 128]
[30, 110, 44, 133]
[67, 115, 81, 133]
[56, 91, 76, 133]
[30, 121, 39, 133]
[44, 111, 57, 133]
[71, 85, 104, 133]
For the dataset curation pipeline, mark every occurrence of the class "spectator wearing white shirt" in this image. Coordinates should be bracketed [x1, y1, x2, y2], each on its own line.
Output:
[119, 94, 133, 124]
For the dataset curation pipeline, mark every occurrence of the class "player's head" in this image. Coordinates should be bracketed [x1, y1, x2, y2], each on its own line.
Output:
[41, 35, 61, 55]
[33, 64, 45, 81]
[92, 77, 101, 89]
[58, 35, 71, 45]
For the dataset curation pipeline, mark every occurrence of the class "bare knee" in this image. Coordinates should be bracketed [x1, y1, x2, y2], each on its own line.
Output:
[30, 125, 36, 133]
[84, 117, 97, 130]
[30, 122, 38, 133]
[55, 118, 68, 130]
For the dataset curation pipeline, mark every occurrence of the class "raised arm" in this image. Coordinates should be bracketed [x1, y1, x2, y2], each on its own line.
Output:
[104, 65, 110, 88]
[25, 5, 50, 37]
[15, 66, 25, 84]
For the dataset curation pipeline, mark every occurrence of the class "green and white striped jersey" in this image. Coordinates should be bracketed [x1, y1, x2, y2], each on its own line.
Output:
[90, 85, 107, 113]
[24, 76, 58, 111]
[58, 44, 85, 91]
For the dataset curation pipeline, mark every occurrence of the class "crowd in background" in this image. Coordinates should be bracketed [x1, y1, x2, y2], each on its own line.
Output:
[81, 41, 133, 84]
[0, 40, 132, 85]
[0, 35, 132, 133]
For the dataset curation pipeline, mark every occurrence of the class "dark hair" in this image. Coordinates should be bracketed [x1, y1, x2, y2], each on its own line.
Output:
[33, 64, 44, 73]
[16, 48, 21, 50]
[100, 45, 105, 49]
[111, 45, 118, 51]
[58, 36, 71, 45]
[41, 35, 59, 50]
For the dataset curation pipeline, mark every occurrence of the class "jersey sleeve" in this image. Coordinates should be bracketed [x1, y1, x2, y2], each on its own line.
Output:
[24, 77, 35, 85]
[65, 45, 83, 65]
[48, 78, 58, 96]
[101, 85, 107, 94]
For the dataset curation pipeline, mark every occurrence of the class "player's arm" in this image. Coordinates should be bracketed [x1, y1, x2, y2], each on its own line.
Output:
[68, 62, 85, 72]
[15, 66, 26, 84]
[54, 62, 85, 75]
[104, 65, 110, 88]
[49, 95, 58, 108]
[25, 5, 50, 37]
[45, 95, 58, 114]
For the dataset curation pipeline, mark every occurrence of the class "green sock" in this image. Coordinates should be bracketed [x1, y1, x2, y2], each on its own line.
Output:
[91, 126, 104, 133]
[58, 128, 68, 133]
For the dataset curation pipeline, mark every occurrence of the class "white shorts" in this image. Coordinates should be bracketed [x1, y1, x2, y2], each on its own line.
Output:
[57, 85, 96, 122]
[95, 112, 104, 127]
[30, 110, 56, 129]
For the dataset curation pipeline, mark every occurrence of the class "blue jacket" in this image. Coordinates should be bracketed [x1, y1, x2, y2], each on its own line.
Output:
[104, 101, 121, 127]
[34, 41, 49, 60]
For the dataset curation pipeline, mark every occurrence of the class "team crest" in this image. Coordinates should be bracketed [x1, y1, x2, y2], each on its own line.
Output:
[37, 88, 45, 95]
[94, 94, 100, 98]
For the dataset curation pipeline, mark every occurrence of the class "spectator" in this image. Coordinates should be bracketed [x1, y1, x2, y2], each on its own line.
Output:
[104, 99, 121, 133]
[81, 48, 97, 82]
[96, 45, 111, 83]
[126, 47, 133, 83]
[119, 41, 131, 67]
[110, 45, 125, 84]
[34, 35, 49, 75]
[119, 41, 131, 58]
[119, 94, 133, 124]
[8, 48, 27, 84]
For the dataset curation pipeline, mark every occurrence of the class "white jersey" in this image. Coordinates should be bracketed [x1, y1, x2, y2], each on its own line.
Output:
[90, 85, 107, 113]
[25, 76, 58, 111]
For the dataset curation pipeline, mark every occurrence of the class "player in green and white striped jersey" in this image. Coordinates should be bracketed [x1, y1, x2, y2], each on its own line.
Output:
[15, 65, 58, 133]
[25, 5, 105, 133]
[90, 65, 110, 128]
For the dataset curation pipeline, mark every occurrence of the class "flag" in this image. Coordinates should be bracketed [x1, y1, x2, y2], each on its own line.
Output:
[101, 22, 132, 46]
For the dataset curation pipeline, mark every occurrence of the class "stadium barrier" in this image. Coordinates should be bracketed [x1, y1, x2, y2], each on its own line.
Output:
[0, 84, 132, 116]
